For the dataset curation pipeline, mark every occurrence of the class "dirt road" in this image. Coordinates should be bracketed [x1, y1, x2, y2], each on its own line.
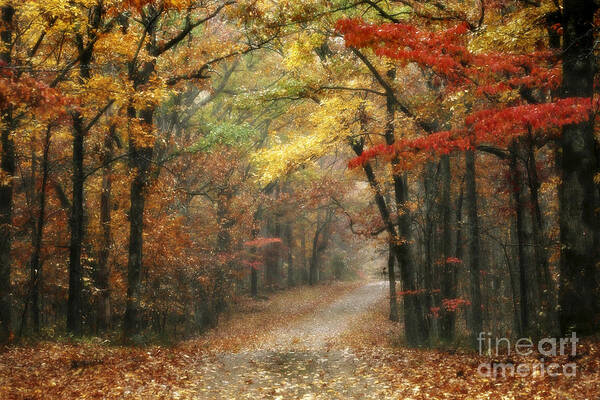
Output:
[193, 281, 389, 399]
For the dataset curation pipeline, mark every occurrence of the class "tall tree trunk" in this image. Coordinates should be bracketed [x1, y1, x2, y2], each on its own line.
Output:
[503, 231, 523, 337]
[123, 6, 159, 338]
[439, 155, 456, 341]
[465, 150, 483, 337]
[26, 131, 38, 333]
[300, 224, 308, 284]
[67, 4, 100, 334]
[350, 135, 424, 346]
[0, 4, 15, 344]
[558, 0, 599, 335]
[309, 208, 332, 286]
[455, 185, 467, 330]
[28, 126, 51, 333]
[124, 106, 153, 339]
[285, 223, 294, 287]
[95, 125, 114, 332]
[384, 91, 428, 345]
[249, 206, 263, 297]
[422, 162, 438, 336]
[525, 137, 558, 335]
[213, 191, 234, 319]
[388, 244, 399, 322]
[509, 143, 529, 336]
[309, 222, 321, 286]
[395, 172, 428, 346]
[67, 113, 85, 335]
[265, 217, 281, 289]
[250, 265, 258, 297]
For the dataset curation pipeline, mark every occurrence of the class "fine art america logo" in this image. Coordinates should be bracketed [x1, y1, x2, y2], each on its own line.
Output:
[477, 332, 578, 378]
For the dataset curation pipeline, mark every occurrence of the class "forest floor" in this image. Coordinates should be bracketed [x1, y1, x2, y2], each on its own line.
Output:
[1, 280, 600, 399]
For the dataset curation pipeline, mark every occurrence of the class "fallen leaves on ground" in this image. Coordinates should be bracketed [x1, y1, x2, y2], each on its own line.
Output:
[1, 281, 599, 399]
[342, 297, 600, 399]
[0, 282, 359, 400]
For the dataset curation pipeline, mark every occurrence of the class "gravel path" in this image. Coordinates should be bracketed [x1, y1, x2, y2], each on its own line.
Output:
[271, 281, 387, 349]
[193, 281, 389, 399]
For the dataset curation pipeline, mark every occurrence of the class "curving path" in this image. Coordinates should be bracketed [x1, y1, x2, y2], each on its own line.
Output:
[193, 281, 389, 399]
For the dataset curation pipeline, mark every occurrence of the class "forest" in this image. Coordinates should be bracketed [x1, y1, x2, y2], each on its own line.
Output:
[0, 0, 599, 398]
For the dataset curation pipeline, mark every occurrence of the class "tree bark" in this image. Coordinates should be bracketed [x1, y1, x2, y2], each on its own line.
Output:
[388, 244, 399, 322]
[465, 150, 483, 337]
[350, 136, 425, 346]
[285, 223, 294, 287]
[439, 155, 456, 341]
[422, 162, 437, 336]
[300, 224, 308, 284]
[0, 4, 15, 344]
[212, 191, 234, 319]
[28, 126, 51, 333]
[250, 266, 258, 297]
[67, 112, 86, 335]
[123, 8, 158, 338]
[455, 185, 467, 330]
[123, 106, 153, 339]
[525, 137, 558, 335]
[309, 222, 321, 286]
[67, 5, 101, 335]
[95, 125, 114, 332]
[249, 206, 262, 298]
[558, 0, 599, 335]
[503, 230, 523, 337]
[509, 143, 529, 336]
[309, 210, 332, 285]
[265, 217, 281, 289]
[384, 91, 428, 346]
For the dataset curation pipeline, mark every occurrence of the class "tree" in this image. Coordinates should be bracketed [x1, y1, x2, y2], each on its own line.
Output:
[67, 0, 106, 337]
[1, 1, 66, 341]
[337, 1, 598, 339]
[558, 0, 599, 335]
[0, 3, 15, 343]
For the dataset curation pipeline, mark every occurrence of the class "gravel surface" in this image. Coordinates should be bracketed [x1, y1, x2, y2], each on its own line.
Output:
[194, 281, 389, 399]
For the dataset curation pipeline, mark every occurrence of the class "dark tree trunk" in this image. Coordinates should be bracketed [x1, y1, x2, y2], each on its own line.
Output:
[124, 106, 153, 339]
[285, 223, 294, 287]
[265, 218, 281, 289]
[67, 113, 85, 336]
[95, 125, 114, 332]
[123, 8, 159, 338]
[455, 185, 467, 330]
[350, 135, 425, 346]
[309, 211, 331, 286]
[509, 143, 529, 336]
[503, 227, 523, 337]
[465, 150, 483, 337]
[250, 267, 258, 297]
[384, 92, 428, 346]
[249, 206, 263, 297]
[0, 4, 15, 344]
[439, 155, 456, 341]
[422, 162, 438, 336]
[213, 191, 234, 318]
[67, 6, 100, 334]
[24, 129, 38, 333]
[300, 225, 308, 284]
[388, 244, 399, 322]
[525, 137, 558, 335]
[558, 0, 599, 335]
[309, 222, 321, 286]
[395, 172, 428, 346]
[28, 126, 51, 333]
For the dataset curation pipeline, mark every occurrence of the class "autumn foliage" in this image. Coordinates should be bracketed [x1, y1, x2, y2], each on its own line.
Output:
[336, 18, 595, 167]
[1, 0, 600, 398]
